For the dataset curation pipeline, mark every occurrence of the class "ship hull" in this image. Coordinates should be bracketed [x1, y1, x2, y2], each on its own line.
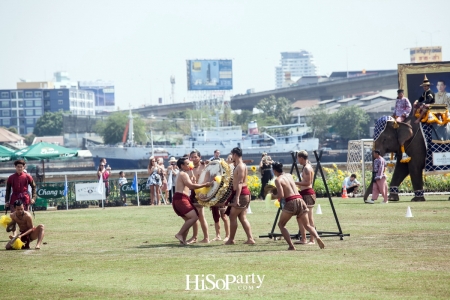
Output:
[89, 148, 348, 169]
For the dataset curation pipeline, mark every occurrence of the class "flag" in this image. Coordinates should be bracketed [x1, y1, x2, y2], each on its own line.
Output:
[96, 175, 104, 194]
[63, 175, 68, 197]
[132, 173, 138, 192]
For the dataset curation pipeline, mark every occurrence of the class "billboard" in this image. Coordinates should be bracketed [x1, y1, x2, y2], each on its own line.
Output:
[186, 60, 232, 90]
[79, 81, 115, 110]
[410, 47, 442, 63]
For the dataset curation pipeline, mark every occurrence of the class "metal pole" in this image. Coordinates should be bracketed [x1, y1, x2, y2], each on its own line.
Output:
[150, 130, 154, 157]
[136, 171, 140, 207]
[346, 47, 349, 79]
[361, 140, 365, 195]
[65, 175, 68, 211]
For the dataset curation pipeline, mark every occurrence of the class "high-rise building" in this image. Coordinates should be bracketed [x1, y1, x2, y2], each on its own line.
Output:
[79, 80, 115, 113]
[275, 51, 319, 89]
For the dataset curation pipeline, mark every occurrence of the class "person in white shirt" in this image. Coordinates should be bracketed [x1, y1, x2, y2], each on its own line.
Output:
[342, 174, 360, 197]
[209, 150, 221, 161]
[118, 171, 128, 206]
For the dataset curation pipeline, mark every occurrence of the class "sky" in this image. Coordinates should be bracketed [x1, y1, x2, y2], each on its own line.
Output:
[1, 0, 449, 110]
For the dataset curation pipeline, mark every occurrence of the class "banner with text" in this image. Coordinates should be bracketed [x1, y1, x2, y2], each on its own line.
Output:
[75, 183, 104, 201]
[121, 182, 150, 194]
[0, 187, 5, 205]
[37, 185, 65, 199]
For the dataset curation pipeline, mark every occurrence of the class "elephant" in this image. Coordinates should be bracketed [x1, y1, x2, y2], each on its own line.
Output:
[363, 115, 427, 202]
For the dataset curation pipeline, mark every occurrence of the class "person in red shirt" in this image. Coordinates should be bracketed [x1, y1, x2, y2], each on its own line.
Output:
[5, 160, 36, 213]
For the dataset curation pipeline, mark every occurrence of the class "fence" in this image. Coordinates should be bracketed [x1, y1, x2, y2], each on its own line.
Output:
[36, 177, 157, 210]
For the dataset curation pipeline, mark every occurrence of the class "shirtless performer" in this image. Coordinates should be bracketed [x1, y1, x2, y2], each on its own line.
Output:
[173, 157, 213, 245]
[225, 147, 255, 245]
[272, 161, 324, 250]
[295, 150, 317, 245]
[187, 150, 210, 244]
[5, 200, 45, 250]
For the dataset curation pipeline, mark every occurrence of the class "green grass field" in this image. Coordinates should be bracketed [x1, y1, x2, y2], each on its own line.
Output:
[1, 196, 449, 300]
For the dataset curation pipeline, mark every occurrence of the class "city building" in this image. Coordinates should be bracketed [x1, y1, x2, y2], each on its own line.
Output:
[275, 51, 319, 89]
[52, 71, 116, 112]
[0, 88, 95, 135]
[79, 80, 115, 113]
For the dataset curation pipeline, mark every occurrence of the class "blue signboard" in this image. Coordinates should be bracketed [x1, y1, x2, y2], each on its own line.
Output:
[187, 60, 233, 90]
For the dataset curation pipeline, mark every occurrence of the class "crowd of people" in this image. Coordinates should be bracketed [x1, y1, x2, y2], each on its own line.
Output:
[3, 148, 330, 251]
[4, 144, 395, 250]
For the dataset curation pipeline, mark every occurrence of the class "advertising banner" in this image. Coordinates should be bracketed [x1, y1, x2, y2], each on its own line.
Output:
[75, 183, 104, 201]
[186, 60, 233, 90]
[410, 47, 442, 63]
[37, 185, 65, 199]
[120, 183, 149, 194]
[0, 187, 5, 205]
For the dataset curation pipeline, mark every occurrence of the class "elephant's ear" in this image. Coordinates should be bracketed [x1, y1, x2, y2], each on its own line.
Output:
[396, 123, 413, 145]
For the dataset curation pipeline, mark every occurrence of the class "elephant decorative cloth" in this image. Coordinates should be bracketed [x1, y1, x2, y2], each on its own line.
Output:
[421, 123, 450, 174]
[373, 116, 396, 141]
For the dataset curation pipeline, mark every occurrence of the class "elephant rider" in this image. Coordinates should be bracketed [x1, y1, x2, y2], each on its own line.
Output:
[414, 75, 435, 124]
[393, 89, 412, 123]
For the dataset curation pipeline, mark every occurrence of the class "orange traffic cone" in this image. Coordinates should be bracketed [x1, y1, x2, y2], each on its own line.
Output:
[341, 187, 349, 199]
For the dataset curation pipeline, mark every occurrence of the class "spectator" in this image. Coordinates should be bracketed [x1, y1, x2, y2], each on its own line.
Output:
[118, 171, 128, 206]
[259, 152, 273, 199]
[166, 157, 179, 204]
[342, 174, 360, 197]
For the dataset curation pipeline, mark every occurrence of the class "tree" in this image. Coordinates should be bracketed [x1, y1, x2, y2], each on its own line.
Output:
[7, 127, 18, 134]
[256, 95, 292, 125]
[307, 106, 331, 142]
[149, 119, 176, 135]
[331, 106, 370, 140]
[233, 109, 280, 131]
[24, 134, 36, 146]
[94, 112, 147, 144]
[33, 111, 64, 136]
[233, 110, 254, 128]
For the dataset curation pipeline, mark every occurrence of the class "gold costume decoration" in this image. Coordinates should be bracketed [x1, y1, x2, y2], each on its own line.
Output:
[196, 159, 233, 207]
[400, 145, 411, 163]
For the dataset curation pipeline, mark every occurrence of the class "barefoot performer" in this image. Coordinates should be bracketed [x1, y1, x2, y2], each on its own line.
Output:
[272, 161, 324, 250]
[5, 200, 45, 250]
[173, 157, 213, 245]
[295, 150, 317, 245]
[187, 150, 210, 244]
[225, 147, 255, 245]
[211, 206, 230, 242]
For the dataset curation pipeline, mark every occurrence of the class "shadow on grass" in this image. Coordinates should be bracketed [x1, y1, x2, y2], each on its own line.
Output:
[135, 243, 225, 249]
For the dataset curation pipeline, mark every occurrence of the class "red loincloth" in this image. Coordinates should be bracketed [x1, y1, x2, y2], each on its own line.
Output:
[300, 188, 315, 196]
[225, 186, 251, 215]
[173, 192, 198, 217]
[241, 186, 250, 195]
[300, 188, 316, 207]
[285, 194, 303, 202]
[19, 228, 34, 249]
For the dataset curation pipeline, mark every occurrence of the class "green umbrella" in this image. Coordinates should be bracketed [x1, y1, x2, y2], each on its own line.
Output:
[13, 142, 78, 160]
[0, 145, 14, 162]
[13, 142, 78, 184]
